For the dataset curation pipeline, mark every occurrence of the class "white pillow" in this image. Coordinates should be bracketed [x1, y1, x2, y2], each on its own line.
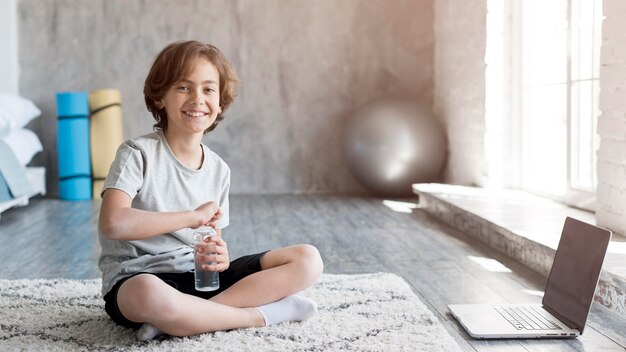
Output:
[0, 93, 41, 137]
[2, 128, 43, 166]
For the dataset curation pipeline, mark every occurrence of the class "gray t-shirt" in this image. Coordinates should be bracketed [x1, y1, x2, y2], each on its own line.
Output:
[98, 131, 230, 296]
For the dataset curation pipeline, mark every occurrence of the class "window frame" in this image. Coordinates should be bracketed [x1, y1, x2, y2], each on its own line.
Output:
[509, 0, 600, 212]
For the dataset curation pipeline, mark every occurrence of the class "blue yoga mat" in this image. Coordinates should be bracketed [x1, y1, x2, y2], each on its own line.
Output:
[57, 92, 90, 117]
[57, 92, 91, 200]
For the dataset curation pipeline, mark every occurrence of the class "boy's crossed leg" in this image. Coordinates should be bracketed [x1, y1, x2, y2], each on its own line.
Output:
[120, 244, 323, 339]
[118, 274, 264, 337]
[210, 244, 324, 308]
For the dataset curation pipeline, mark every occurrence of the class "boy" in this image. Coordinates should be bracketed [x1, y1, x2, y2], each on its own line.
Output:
[98, 40, 323, 341]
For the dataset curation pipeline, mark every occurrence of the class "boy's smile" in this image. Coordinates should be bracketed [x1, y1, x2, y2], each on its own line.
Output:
[160, 58, 222, 136]
[183, 110, 208, 117]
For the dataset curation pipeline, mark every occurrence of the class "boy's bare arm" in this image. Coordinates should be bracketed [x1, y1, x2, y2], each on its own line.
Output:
[99, 189, 219, 241]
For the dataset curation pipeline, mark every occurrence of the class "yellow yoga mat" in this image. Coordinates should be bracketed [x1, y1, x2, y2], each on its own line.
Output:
[89, 89, 123, 199]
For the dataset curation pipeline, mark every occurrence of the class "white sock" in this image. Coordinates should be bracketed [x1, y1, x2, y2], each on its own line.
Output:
[137, 323, 164, 341]
[255, 294, 318, 326]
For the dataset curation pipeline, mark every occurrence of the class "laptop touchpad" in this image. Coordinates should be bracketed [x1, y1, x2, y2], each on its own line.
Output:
[463, 313, 507, 333]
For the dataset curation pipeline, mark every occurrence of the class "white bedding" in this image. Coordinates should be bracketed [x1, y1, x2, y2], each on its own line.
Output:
[0, 167, 46, 217]
[0, 92, 45, 218]
[0, 92, 41, 137]
[2, 128, 43, 166]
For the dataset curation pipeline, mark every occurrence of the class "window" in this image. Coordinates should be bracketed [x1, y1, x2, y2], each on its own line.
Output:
[512, 0, 602, 210]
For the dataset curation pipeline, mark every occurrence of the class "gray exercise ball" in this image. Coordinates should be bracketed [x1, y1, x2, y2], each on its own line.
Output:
[343, 99, 447, 197]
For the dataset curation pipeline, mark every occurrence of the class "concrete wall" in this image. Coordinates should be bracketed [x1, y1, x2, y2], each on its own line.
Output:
[10, 0, 626, 234]
[18, 0, 434, 196]
[433, 0, 488, 186]
[0, 0, 18, 94]
[597, 0, 626, 234]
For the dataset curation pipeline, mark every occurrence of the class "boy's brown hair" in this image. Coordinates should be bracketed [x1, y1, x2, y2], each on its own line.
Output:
[144, 40, 239, 133]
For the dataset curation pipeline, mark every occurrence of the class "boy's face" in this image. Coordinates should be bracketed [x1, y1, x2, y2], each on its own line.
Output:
[159, 58, 221, 135]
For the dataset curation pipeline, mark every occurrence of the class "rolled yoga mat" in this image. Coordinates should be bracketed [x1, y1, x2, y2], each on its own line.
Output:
[89, 89, 123, 199]
[57, 92, 92, 200]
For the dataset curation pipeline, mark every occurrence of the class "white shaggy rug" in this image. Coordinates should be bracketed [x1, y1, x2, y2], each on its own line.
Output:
[0, 273, 461, 351]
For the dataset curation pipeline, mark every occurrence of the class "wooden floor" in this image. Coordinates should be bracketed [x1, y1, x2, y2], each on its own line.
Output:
[0, 195, 624, 351]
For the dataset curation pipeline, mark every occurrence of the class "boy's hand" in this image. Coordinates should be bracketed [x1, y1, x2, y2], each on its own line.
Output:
[206, 208, 222, 229]
[195, 235, 230, 272]
[191, 201, 221, 229]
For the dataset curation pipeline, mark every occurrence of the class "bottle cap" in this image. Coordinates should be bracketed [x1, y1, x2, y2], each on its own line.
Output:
[196, 226, 217, 236]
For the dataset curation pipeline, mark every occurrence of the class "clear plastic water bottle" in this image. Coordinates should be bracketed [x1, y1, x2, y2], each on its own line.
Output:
[193, 227, 220, 291]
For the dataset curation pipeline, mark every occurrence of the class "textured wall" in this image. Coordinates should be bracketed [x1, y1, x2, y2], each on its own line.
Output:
[597, 0, 626, 234]
[18, 0, 434, 196]
[433, 0, 487, 186]
[0, 0, 18, 94]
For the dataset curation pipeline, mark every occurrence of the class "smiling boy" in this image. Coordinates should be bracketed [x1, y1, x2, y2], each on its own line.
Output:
[98, 40, 323, 341]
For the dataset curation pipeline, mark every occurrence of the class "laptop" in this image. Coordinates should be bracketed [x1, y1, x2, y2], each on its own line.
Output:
[448, 217, 611, 339]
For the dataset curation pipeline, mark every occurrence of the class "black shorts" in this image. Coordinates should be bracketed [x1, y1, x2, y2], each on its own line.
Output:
[103, 251, 269, 329]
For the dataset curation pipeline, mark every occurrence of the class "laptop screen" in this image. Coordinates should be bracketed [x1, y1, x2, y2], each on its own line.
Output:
[542, 217, 611, 333]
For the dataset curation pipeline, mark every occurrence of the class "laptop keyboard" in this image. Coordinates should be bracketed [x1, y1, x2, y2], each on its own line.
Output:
[495, 306, 563, 330]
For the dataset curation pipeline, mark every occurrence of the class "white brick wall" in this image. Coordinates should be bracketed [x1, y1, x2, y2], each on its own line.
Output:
[433, 0, 488, 186]
[597, 0, 626, 234]
[433, 0, 625, 234]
